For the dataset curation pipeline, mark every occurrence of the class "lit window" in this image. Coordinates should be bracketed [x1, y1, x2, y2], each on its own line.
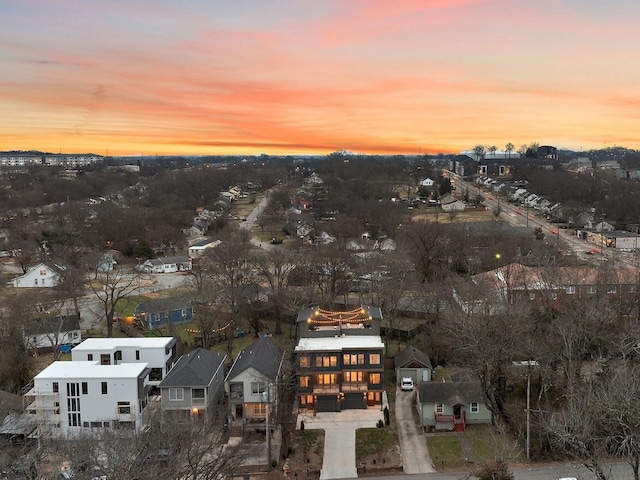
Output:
[370, 373, 381, 384]
[255, 403, 266, 415]
[299, 376, 310, 387]
[299, 356, 310, 367]
[369, 354, 381, 364]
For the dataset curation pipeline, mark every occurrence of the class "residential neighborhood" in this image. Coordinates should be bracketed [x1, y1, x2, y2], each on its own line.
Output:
[2, 148, 640, 480]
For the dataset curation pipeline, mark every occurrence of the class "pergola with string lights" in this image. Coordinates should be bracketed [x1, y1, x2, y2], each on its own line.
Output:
[306, 306, 373, 326]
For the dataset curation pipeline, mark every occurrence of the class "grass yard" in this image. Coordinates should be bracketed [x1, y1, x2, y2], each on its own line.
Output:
[427, 435, 467, 470]
[356, 427, 398, 460]
[465, 424, 523, 463]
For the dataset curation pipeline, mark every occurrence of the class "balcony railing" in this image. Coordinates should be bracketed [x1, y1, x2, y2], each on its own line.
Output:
[341, 383, 368, 392]
[313, 385, 339, 394]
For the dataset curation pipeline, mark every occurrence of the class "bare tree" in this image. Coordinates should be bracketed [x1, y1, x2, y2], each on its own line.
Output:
[89, 268, 139, 337]
[251, 248, 298, 335]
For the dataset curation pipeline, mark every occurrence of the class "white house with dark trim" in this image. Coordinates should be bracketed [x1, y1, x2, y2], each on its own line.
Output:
[23, 314, 82, 351]
[71, 337, 177, 389]
[8, 262, 66, 288]
[24, 361, 151, 439]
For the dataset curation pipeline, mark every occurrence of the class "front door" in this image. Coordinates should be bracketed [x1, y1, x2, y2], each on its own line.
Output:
[235, 404, 243, 419]
[453, 404, 462, 419]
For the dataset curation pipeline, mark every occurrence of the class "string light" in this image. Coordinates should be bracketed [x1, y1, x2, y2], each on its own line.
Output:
[186, 320, 234, 335]
[307, 307, 372, 325]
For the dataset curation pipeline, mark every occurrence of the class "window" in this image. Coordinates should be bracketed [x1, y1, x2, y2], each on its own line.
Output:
[369, 354, 381, 365]
[299, 376, 310, 387]
[529, 293, 535, 301]
[630, 285, 638, 294]
[40, 269, 47, 276]
[192, 388, 205, 405]
[343, 354, 364, 365]
[470, 402, 479, 413]
[169, 388, 184, 401]
[315, 356, 336, 367]
[317, 374, 337, 385]
[587, 285, 597, 294]
[299, 356, 310, 367]
[90, 421, 102, 428]
[344, 371, 364, 382]
[87, 354, 93, 361]
[607, 285, 617, 294]
[255, 403, 266, 415]
[81, 382, 88, 395]
[369, 373, 381, 384]
[435, 403, 444, 414]
[52, 382, 59, 393]
[251, 382, 266, 395]
[101, 382, 107, 395]
[100, 354, 111, 365]
[550, 292, 558, 300]
[117, 402, 131, 414]
[135, 350, 140, 361]
[83, 422, 90, 428]
[34, 279, 38, 286]
[566, 285, 576, 295]
[181, 309, 187, 317]
[149, 368, 163, 382]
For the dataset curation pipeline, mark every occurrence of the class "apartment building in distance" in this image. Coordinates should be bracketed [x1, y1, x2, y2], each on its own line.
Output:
[295, 305, 385, 413]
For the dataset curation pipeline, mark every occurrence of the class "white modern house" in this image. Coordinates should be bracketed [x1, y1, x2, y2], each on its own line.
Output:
[24, 361, 151, 438]
[8, 262, 66, 288]
[71, 337, 177, 388]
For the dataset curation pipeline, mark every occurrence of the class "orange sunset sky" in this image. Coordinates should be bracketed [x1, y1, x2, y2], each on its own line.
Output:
[1, 0, 640, 156]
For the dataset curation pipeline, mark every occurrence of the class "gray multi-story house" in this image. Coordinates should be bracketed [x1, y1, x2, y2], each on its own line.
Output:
[225, 338, 285, 433]
[158, 348, 226, 424]
[295, 305, 385, 412]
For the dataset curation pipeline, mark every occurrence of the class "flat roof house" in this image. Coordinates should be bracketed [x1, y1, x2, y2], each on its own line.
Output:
[24, 361, 150, 439]
[294, 305, 385, 412]
[71, 337, 177, 389]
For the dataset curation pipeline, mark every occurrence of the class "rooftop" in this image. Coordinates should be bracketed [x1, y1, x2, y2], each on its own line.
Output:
[295, 336, 384, 352]
[35, 361, 148, 379]
[72, 337, 175, 351]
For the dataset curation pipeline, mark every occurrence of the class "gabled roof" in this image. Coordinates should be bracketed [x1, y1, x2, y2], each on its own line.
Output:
[136, 296, 191, 314]
[24, 314, 80, 336]
[226, 338, 284, 382]
[159, 348, 225, 388]
[394, 345, 432, 370]
[417, 381, 484, 405]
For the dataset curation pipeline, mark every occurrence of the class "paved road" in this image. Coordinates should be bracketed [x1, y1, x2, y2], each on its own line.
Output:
[395, 388, 435, 474]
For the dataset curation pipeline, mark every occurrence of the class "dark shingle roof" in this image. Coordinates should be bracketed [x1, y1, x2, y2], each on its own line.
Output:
[417, 381, 484, 406]
[136, 296, 191, 314]
[24, 314, 80, 336]
[394, 345, 432, 370]
[159, 348, 225, 388]
[226, 338, 284, 382]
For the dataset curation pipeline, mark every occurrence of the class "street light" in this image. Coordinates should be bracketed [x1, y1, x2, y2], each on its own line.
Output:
[512, 360, 539, 460]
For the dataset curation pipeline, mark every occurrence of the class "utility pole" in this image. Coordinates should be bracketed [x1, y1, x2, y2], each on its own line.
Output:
[512, 360, 538, 461]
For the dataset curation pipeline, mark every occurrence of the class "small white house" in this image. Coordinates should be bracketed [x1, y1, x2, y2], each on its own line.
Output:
[8, 262, 66, 288]
[419, 178, 435, 187]
[188, 238, 221, 258]
[142, 256, 192, 274]
[71, 337, 177, 387]
[24, 361, 151, 438]
[439, 194, 465, 212]
[23, 314, 82, 351]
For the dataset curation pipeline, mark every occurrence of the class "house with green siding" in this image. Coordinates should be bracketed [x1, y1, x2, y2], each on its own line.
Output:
[415, 380, 492, 431]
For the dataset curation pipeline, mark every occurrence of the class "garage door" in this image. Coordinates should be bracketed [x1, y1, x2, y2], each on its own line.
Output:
[316, 396, 338, 412]
[398, 368, 418, 383]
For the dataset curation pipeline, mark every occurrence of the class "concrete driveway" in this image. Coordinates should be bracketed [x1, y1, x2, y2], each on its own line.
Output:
[298, 408, 384, 480]
[395, 387, 436, 473]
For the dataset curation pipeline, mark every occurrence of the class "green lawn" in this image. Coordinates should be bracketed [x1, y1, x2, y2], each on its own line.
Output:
[356, 427, 398, 460]
[427, 435, 466, 470]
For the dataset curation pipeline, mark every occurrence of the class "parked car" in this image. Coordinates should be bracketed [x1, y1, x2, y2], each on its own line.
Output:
[401, 377, 414, 391]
